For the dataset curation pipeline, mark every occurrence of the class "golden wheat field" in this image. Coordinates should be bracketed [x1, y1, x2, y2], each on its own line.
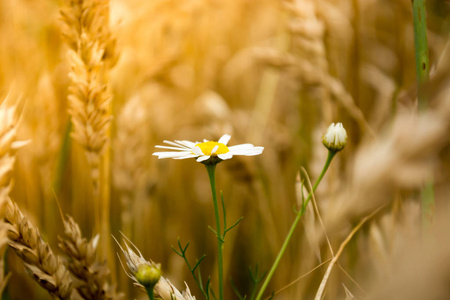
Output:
[1, 0, 450, 299]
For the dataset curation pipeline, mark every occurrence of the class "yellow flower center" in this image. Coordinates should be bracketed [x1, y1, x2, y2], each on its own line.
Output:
[195, 141, 230, 156]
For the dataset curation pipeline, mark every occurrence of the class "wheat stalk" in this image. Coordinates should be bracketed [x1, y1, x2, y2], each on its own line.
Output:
[58, 215, 120, 299]
[314, 207, 384, 300]
[5, 199, 73, 299]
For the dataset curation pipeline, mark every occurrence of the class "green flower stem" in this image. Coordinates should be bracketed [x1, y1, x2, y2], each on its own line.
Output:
[412, 0, 434, 227]
[145, 286, 155, 300]
[205, 164, 224, 300]
[255, 150, 336, 300]
[412, 0, 430, 110]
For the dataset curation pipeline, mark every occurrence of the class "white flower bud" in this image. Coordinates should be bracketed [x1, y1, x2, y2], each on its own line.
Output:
[322, 123, 347, 152]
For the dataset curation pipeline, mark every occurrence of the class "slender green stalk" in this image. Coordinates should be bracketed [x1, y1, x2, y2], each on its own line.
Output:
[205, 164, 224, 300]
[145, 287, 154, 300]
[412, 0, 434, 227]
[52, 120, 72, 194]
[255, 151, 336, 300]
[412, 0, 430, 110]
[421, 177, 435, 229]
[47, 120, 71, 242]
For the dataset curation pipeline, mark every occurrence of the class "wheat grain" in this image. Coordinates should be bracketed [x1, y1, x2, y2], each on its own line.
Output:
[6, 199, 73, 299]
[0, 98, 30, 294]
[58, 215, 120, 299]
[0, 100, 23, 207]
[60, 0, 117, 190]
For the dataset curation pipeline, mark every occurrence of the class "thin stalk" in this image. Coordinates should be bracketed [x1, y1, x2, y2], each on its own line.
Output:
[255, 151, 336, 300]
[205, 164, 224, 300]
[421, 177, 435, 229]
[412, 0, 430, 110]
[52, 120, 72, 194]
[314, 206, 383, 300]
[145, 287, 155, 300]
[412, 0, 434, 227]
[47, 120, 71, 242]
[101, 147, 117, 284]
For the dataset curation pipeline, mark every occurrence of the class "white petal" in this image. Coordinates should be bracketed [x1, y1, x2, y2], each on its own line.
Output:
[239, 149, 264, 156]
[211, 145, 219, 154]
[218, 152, 233, 160]
[218, 134, 231, 145]
[175, 140, 196, 148]
[155, 145, 190, 151]
[203, 139, 209, 142]
[196, 155, 210, 162]
[192, 146, 203, 155]
[227, 144, 254, 151]
[163, 140, 190, 149]
[173, 154, 199, 159]
[229, 146, 264, 156]
[153, 151, 193, 159]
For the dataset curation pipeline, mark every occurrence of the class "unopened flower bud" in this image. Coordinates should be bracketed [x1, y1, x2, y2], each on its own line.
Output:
[136, 264, 161, 288]
[322, 123, 347, 152]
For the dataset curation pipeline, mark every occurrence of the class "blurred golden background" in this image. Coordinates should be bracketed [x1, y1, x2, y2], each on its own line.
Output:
[1, 0, 450, 299]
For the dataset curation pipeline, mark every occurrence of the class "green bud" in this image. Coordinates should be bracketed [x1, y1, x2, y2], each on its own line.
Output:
[136, 264, 161, 288]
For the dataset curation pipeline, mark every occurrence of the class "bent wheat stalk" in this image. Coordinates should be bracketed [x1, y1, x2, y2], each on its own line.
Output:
[314, 206, 384, 300]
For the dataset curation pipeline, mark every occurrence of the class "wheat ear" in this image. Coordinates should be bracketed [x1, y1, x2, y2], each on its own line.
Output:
[58, 215, 120, 299]
[5, 199, 73, 299]
[0, 98, 31, 294]
[60, 0, 118, 271]
[60, 0, 117, 190]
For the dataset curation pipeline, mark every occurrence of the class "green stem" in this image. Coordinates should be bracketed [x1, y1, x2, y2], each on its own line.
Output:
[412, 0, 434, 228]
[412, 0, 430, 110]
[205, 164, 224, 300]
[255, 151, 336, 300]
[52, 120, 72, 194]
[145, 286, 155, 300]
[421, 176, 435, 229]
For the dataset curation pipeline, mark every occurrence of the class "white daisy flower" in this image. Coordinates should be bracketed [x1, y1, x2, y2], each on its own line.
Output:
[153, 134, 264, 164]
[322, 122, 347, 152]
